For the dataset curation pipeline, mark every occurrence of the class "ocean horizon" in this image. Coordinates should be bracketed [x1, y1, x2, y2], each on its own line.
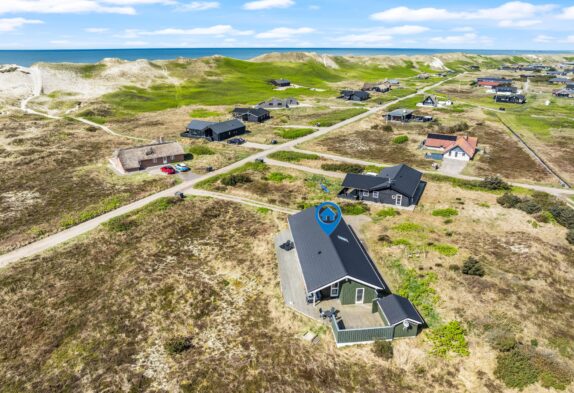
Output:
[1, 47, 573, 67]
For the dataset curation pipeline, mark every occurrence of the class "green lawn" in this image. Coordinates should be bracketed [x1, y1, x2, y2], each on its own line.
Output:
[309, 107, 367, 126]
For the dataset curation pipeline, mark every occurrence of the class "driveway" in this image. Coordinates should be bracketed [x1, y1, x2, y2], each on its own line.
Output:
[438, 158, 468, 176]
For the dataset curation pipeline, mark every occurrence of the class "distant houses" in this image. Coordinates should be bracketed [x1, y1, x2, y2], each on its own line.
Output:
[553, 88, 574, 98]
[110, 140, 185, 174]
[418, 95, 453, 108]
[386, 79, 400, 86]
[232, 107, 270, 123]
[385, 108, 433, 123]
[338, 164, 426, 208]
[493, 85, 518, 95]
[270, 79, 291, 87]
[549, 77, 572, 84]
[256, 97, 299, 109]
[339, 90, 370, 101]
[423, 133, 478, 161]
[362, 81, 390, 93]
[476, 77, 512, 87]
[181, 119, 246, 142]
[494, 94, 526, 104]
[417, 73, 429, 79]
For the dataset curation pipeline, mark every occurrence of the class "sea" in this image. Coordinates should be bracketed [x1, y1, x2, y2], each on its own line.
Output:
[0, 48, 572, 67]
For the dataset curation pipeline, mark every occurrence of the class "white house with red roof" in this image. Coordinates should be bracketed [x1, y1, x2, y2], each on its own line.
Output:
[424, 133, 478, 161]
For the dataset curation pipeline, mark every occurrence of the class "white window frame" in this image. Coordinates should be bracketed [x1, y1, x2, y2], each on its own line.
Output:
[372, 191, 379, 199]
[362, 191, 369, 197]
[395, 194, 403, 206]
[330, 282, 339, 297]
[355, 288, 365, 304]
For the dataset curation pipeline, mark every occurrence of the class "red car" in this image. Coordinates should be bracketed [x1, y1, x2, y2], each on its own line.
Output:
[160, 165, 176, 175]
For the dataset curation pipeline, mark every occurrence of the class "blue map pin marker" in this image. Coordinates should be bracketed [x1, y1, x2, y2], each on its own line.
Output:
[315, 202, 342, 236]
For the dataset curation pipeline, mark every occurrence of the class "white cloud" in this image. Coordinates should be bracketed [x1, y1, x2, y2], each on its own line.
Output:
[0, 0, 136, 15]
[131, 25, 253, 36]
[0, 17, 42, 31]
[564, 35, 574, 43]
[533, 34, 554, 43]
[498, 19, 540, 27]
[125, 40, 148, 45]
[334, 25, 429, 45]
[429, 33, 491, 45]
[103, 0, 174, 3]
[50, 39, 70, 44]
[243, 0, 294, 11]
[558, 6, 574, 19]
[452, 26, 474, 32]
[85, 27, 109, 33]
[177, 1, 219, 11]
[255, 27, 314, 39]
[371, 2, 555, 22]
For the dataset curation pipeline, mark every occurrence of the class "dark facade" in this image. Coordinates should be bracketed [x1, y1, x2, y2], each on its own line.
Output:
[232, 108, 271, 123]
[270, 79, 291, 87]
[181, 119, 246, 142]
[339, 90, 370, 101]
[338, 164, 426, 207]
[494, 94, 526, 104]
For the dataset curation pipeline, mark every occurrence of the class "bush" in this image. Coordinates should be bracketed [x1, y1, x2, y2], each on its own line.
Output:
[376, 208, 398, 218]
[221, 173, 252, 186]
[462, 257, 485, 277]
[516, 200, 542, 214]
[320, 162, 365, 174]
[549, 205, 574, 230]
[382, 124, 393, 132]
[268, 151, 319, 162]
[103, 216, 135, 233]
[567, 229, 574, 245]
[340, 202, 369, 215]
[276, 128, 314, 139]
[165, 336, 193, 354]
[481, 176, 511, 191]
[495, 348, 539, 389]
[432, 243, 458, 256]
[187, 144, 215, 155]
[492, 334, 517, 352]
[497, 193, 522, 208]
[372, 340, 393, 360]
[427, 321, 470, 357]
[448, 264, 460, 272]
[378, 234, 392, 243]
[392, 135, 409, 144]
[431, 208, 458, 218]
[265, 172, 293, 182]
[393, 222, 425, 232]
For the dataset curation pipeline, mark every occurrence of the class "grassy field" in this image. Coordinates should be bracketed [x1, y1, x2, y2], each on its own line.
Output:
[0, 114, 175, 254]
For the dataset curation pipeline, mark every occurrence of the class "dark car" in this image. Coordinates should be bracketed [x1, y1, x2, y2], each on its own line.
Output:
[227, 137, 246, 145]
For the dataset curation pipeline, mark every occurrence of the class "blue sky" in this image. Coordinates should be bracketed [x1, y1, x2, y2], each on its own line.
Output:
[0, 0, 573, 50]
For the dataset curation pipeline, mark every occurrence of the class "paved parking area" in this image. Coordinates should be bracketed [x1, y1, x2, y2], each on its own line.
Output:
[439, 158, 468, 176]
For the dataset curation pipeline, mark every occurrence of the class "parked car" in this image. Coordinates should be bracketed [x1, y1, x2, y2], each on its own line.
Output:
[270, 139, 278, 145]
[227, 137, 246, 145]
[254, 158, 265, 163]
[161, 165, 176, 175]
[174, 163, 190, 172]
[175, 191, 185, 199]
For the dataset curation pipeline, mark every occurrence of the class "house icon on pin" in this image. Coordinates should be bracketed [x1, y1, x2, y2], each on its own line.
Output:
[319, 206, 338, 223]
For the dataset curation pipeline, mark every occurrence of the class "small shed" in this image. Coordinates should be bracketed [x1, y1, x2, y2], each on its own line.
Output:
[232, 107, 271, 123]
[339, 90, 370, 101]
[376, 295, 425, 338]
[270, 79, 291, 87]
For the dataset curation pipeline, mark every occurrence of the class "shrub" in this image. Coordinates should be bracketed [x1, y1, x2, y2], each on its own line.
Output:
[382, 124, 393, 132]
[462, 257, 485, 277]
[567, 229, 574, 245]
[549, 205, 574, 230]
[268, 151, 319, 162]
[481, 176, 511, 191]
[165, 336, 193, 354]
[432, 208, 458, 218]
[276, 128, 314, 139]
[378, 234, 392, 243]
[265, 172, 293, 182]
[103, 216, 135, 233]
[320, 162, 365, 174]
[372, 340, 393, 360]
[340, 202, 369, 215]
[448, 264, 460, 272]
[221, 173, 252, 186]
[392, 135, 409, 144]
[516, 200, 542, 214]
[432, 243, 458, 256]
[391, 238, 411, 246]
[427, 321, 470, 357]
[376, 208, 398, 218]
[393, 222, 425, 232]
[495, 348, 538, 389]
[187, 144, 215, 155]
[497, 193, 522, 208]
[492, 334, 517, 352]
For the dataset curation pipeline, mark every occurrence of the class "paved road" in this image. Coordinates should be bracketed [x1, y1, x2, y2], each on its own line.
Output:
[0, 75, 462, 268]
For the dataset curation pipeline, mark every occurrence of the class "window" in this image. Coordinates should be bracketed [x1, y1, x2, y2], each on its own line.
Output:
[362, 191, 369, 197]
[330, 282, 339, 297]
[153, 157, 157, 163]
[355, 288, 365, 304]
[372, 191, 379, 199]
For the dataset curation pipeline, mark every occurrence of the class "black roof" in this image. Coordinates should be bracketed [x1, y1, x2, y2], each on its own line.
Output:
[288, 207, 387, 293]
[186, 119, 245, 135]
[232, 107, 269, 117]
[377, 295, 424, 325]
[340, 164, 422, 198]
[427, 133, 457, 141]
[340, 90, 370, 99]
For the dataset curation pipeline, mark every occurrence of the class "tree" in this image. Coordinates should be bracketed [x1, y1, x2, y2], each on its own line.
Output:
[481, 176, 511, 191]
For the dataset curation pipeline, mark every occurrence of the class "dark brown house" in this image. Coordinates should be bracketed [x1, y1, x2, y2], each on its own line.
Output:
[110, 141, 185, 174]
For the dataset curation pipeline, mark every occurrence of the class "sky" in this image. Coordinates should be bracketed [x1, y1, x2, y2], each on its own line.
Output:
[0, 0, 573, 50]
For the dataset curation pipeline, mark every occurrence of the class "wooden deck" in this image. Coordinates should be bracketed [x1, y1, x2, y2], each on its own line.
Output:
[275, 230, 386, 329]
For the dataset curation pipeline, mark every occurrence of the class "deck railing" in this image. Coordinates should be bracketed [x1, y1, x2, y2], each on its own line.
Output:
[331, 317, 394, 345]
